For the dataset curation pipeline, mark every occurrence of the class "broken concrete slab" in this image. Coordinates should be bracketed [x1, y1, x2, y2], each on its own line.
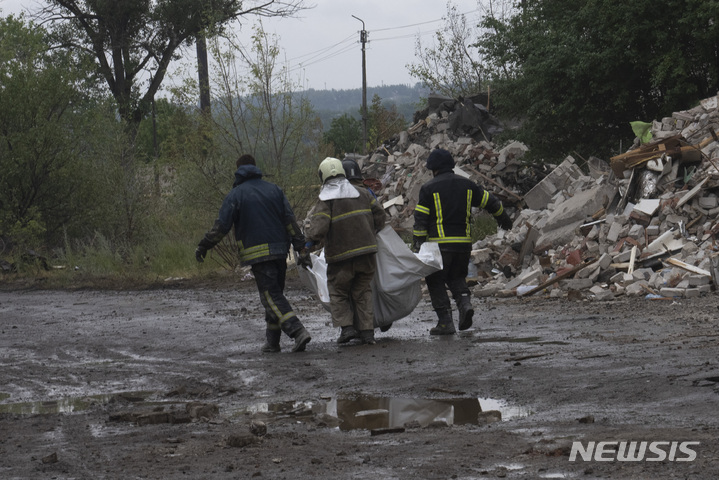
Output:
[542, 184, 616, 232]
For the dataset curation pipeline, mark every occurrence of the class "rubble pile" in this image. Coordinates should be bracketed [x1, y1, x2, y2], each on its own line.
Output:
[358, 94, 540, 232]
[363, 93, 719, 300]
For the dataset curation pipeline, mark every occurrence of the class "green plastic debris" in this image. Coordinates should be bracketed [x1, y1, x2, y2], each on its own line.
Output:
[630, 121, 653, 144]
[683, 166, 695, 183]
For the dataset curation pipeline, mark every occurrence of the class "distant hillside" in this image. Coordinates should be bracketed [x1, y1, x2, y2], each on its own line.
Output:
[302, 84, 431, 130]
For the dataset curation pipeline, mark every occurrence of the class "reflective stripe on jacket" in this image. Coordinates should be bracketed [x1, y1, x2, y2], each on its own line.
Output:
[306, 186, 387, 263]
[201, 165, 303, 265]
[413, 171, 503, 250]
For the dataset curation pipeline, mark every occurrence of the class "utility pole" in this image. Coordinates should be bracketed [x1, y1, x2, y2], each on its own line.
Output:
[196, 32, 213, 160]
[352, 15, 368, 154]
[196, 33, 211, 116]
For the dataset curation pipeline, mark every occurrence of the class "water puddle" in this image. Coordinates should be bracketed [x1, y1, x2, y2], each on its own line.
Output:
[475, 336, 569, 345]
[239, 395, 531, 431]
[1, 391, 531, 432]
[478, 397, 533, 421]
[0, 391, 155, 415]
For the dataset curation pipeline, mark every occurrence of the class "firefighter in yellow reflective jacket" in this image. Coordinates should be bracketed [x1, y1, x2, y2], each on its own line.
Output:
[413, 148, 513, 335]
[306, 157, 387, 345]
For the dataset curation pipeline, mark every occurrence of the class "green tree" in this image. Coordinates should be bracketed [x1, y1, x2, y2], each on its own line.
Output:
[323, 113, 363, 157]
[367, 94, 406, 151]
[40, 0, 309, 134]
[408, 3, 484, 98]
[171, 23, 323, 224]
[478, 0, 719, 161]
[134, 97, 200, 197]
[0, 15, 100, 251]
[135, 98, 180, 164]
[322, 96, 407, 156]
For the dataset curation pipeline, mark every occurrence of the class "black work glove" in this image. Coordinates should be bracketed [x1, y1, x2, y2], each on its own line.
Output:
[291, 235, 306, 253]
[195, 245, 208, 263]
[411, 235, 425, 253]
[296, 249, 312, 269]
[496, 212, 513, 230]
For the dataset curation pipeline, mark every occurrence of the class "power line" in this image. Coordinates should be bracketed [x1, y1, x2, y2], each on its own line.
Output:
[286, 33, 356, 63]
[280, 8, 480, 72]
[372, 30, 438, 43]
[372, 9, 479, 32]
[297, 43, 356, 68]
[372, 18, 445, 32]
[227, 8, 482, 87]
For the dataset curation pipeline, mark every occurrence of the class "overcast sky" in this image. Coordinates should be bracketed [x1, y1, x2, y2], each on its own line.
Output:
[0, 0, 482, 91]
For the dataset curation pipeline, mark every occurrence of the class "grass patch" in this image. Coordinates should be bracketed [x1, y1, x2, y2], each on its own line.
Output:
[0, 232, 249, 290]
[472, 213, 499, 242]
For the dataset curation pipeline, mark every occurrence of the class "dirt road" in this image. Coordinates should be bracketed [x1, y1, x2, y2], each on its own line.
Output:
[1, 276, 718, 479]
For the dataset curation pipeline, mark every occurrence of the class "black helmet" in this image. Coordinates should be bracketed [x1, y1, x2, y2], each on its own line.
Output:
[342, 158, 362, 181]
[426, 148, 454, 171]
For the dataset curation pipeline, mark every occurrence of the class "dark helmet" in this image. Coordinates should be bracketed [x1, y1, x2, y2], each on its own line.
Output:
[342, 158, 362, 181]
[426, 148, 454, 171]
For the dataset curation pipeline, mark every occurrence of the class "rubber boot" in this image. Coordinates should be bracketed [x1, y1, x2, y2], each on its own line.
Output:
[457, 294, 474, 331]
[290, 326, 311, 352]
[430, 309, 456, 335]
[337, 325, 360, 344]
[360, 330, 376, 345]
[261, 328, 281, 353]
[282, 319, 311, 352]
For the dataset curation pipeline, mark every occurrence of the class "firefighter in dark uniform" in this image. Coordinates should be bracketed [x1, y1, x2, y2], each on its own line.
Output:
[195, 154, 312, 353]
[412, 148, 513, 335]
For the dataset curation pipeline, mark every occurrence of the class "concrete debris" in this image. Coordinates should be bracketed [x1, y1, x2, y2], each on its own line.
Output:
[226, 434, 261, 448]
[108, 401, 218, 425]
[477, 410, 502, 425]
[360, 93, 539, 233]
[358, 93, 719, 301]
[250, 420, 268, 437]
[41, 452, 59, 464]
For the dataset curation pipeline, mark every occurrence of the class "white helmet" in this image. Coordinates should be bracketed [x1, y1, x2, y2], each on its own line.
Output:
[318, 157, 345, 183]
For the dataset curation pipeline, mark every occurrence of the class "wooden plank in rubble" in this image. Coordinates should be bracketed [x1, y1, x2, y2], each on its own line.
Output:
[610, 135, 684, 177]
[519, 258, 598, 296]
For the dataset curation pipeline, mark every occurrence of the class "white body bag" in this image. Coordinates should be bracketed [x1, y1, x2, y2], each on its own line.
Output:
[298, 225, 442, 328]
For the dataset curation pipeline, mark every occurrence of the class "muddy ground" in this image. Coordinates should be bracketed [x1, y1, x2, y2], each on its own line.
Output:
[1, 272, 719, 480]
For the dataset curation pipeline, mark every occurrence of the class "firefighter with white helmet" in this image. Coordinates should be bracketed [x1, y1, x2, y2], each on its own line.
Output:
[306, 157, 387, 344]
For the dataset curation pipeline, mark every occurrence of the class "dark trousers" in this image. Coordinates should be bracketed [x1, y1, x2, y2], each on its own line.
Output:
[251, 258, 300, 336]
[425, 249, 470, 312]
